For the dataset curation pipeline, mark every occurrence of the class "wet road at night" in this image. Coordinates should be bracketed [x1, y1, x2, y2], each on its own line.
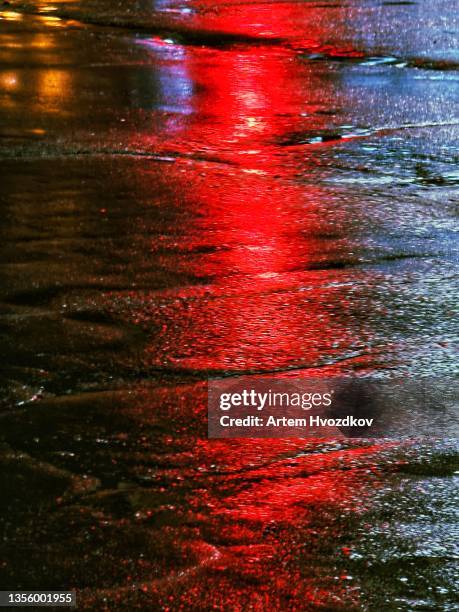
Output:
[0, 1, 458, 609]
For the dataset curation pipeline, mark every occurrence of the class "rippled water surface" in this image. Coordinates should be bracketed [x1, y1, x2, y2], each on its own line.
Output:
[0, 1, 458, 609]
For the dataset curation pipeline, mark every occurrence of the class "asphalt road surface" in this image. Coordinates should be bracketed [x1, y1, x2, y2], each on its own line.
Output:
[0, 1, 458, 609]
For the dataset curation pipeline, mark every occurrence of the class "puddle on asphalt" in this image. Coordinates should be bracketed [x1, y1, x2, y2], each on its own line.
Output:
[0, 1, 458, 609]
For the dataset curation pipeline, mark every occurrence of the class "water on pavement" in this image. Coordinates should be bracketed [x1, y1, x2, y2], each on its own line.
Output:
[0, 1, 458, 609]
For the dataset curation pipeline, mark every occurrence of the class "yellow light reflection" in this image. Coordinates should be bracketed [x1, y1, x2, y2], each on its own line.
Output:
[0, 11, 23, 21]
[30, 33, 55, 49]
[0, 71, 19, 91]
[39, 15, 63, 27]
[38, 69, 72, 107]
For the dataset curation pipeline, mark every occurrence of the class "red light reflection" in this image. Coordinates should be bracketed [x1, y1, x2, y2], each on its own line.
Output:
[123, 7, 388, 607]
